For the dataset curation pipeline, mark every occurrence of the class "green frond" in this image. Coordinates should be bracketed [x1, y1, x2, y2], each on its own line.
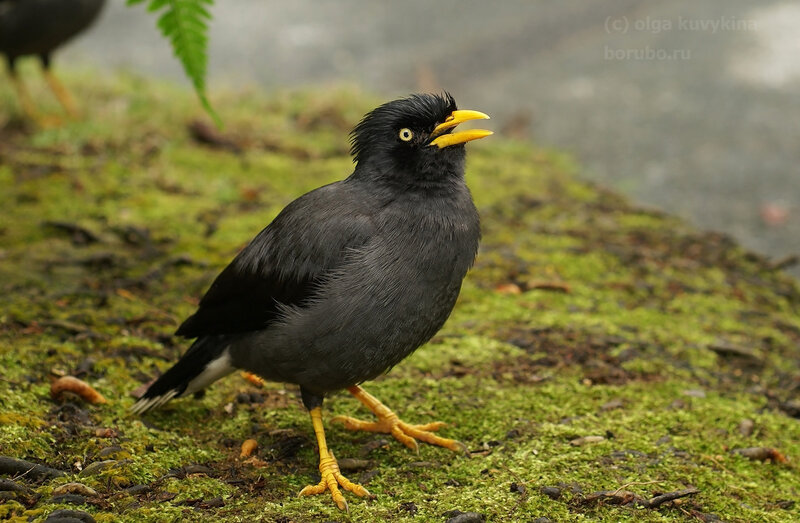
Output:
[127, 0, 220, 126]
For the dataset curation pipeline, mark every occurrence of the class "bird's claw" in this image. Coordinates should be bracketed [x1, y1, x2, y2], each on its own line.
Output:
[332, 414, 467, 454]
[298, 451, 372, 511]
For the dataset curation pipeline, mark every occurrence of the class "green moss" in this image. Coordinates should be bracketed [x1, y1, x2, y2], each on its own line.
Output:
[1, 68, 799, 522]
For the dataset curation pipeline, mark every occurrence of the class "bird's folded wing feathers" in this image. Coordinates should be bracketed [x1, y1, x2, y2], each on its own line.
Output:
[175, 183, 375, 338]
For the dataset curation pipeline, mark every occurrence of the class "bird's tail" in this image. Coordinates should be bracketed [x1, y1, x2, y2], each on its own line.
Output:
[130, 335, 236, 414]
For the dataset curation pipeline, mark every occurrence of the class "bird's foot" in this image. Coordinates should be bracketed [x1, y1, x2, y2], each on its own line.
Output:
[298, 450, 372, 511]
[332, 386, 467, 454]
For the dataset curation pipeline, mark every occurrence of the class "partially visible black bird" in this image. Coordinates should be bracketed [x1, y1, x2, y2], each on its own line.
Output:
[132, 93, 492, 511]
[0, 0, 105, 121]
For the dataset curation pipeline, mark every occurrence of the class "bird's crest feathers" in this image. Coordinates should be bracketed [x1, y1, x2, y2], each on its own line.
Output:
[349, 92, 457, 164]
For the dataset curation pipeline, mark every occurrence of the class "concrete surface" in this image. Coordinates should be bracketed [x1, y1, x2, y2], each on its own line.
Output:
[60, 0, 800, 275]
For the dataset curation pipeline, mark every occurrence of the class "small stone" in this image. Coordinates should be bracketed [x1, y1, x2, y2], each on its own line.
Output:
[202, 497, 224, 508]
[778, 400, 800, 418]
[669, 399, 687, 409]
[44, 509, 96, 523]
[52, 483, 98, 498]
[738, 419, 755, 437]
[183, 464, 214, 475]
[94, 428, 118, 438]
[540, 486, 561, 500]
[235, 393, 251, 404]
[731, 447, 787, 463]
[0, 479, 32, 495]
[79, 460, 116, 476]
[509, 482, 526, 494]
[249, 392, 265, 404]
[569, 435, 605, 446]
[337, 458, 371, 471]
[124, 484, 150, 496]
[97, 446, 128, 459]
[445, 511, 485, 523]
[600, 399, 624, 411]
[533, 518, 552, 523]
[359, 438, 391, 456]
[682, 389, 706, 398]
[358, 469, 380, 485]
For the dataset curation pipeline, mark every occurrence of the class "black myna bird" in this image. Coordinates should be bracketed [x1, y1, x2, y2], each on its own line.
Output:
[132, 93, 492, 510]
[0, 0, 105, 122]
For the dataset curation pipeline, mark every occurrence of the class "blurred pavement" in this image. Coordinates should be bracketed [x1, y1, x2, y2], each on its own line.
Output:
[62, 0, 800, 275]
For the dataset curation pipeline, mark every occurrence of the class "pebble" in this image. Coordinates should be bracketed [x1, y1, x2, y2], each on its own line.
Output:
[444, 511, 485, 523]
[359, 438, 391, 456]
[183, 464, 214, 475]
[97, 446, 128, 459]
[52, 483, 98, 498]
[124, 484, 150, 496]
[569, 435, 605, 446]
[600, 399, 624, 411]
[682, 389, 706, 398]
[336, 458, 371, 471]
[738, 418, 755, 437]
[540, 486, 561, 500]
[0, 479, 31, 495]
[79, 460, 116, 477]
[44, 509, 95, 523]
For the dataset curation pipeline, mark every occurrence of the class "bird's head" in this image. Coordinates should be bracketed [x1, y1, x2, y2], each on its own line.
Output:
[349, 93, 492, 186]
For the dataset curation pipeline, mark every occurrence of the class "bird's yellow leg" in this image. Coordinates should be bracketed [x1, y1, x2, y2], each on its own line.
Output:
[43, 69, 78, 118]
[10, 74, 42, 122]
[298, 406, 372, 511]
[332, 385, 467, 454]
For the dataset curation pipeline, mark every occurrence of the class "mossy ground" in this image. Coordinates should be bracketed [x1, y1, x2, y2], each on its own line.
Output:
[1, 66, 800, 522]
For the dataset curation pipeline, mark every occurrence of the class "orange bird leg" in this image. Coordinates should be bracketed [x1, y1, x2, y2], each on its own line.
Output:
[298, 406, 372, 511]
[332, 385, 467, 454]
[10, 74, 42, 122]
[43, 69, 78, 118]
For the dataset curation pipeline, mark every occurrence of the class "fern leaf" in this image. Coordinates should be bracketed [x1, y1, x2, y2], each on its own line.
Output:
[127, 0, 220, 125]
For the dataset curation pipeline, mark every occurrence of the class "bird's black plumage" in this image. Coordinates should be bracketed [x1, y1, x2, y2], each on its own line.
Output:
[134, 93, 485, 413]
[132, 95, 491, 510]
[134, 93, 484, 413]
[0, 0, 105, 71]
[175, 93, 464, 340]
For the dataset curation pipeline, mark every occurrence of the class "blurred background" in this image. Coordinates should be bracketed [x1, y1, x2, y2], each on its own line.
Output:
[61, 0, 799, 275]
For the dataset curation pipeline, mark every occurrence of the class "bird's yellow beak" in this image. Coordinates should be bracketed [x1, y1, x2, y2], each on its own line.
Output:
[429, 110, 493, 148]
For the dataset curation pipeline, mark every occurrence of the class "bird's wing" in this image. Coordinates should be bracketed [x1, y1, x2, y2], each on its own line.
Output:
[175, 182, 375, 338]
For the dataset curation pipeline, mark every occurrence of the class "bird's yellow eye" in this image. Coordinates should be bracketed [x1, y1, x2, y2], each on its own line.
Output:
[398, 128, 414, 142]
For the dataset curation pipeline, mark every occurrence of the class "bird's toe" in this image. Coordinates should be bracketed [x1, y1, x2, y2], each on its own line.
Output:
[330, 415, 385, 432]
[298, 451, 372, 512]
